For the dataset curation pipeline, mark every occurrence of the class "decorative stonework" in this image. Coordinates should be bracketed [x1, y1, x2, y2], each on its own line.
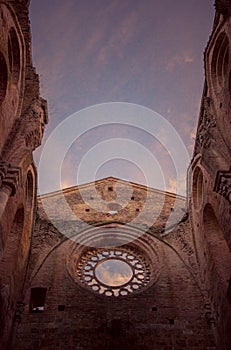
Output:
[0, 162, 22, 196]
[69, 246, 157, 297]
[204, 303, 216, 326]
[214, 168, 231, 203]
[78, 248, 151, 297]
[0, 162, 9, 184]
[172, 228, 194, 257]
[23, 98, 48, 151]
[1, 97, 48, 161]
[196, 97, 216, 150]
[164, 222, 199, 277]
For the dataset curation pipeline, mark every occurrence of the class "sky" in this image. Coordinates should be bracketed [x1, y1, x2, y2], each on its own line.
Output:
[29, 0, 215, 195]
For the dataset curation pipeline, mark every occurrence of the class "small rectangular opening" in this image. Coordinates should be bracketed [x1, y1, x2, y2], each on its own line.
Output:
[168, 318, 175, 325]
[111, 319, 123, 335]
[30, 288, 47, 313]
[58, 305, 65, 311]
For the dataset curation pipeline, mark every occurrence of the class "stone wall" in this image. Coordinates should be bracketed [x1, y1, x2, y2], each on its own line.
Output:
[14, 179, 216, 350]
[190, 3, 231, 349]
[0, 1, 47, 349]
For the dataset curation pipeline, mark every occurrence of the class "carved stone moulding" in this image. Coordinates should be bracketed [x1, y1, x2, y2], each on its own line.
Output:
[195, 97, 217, 151]
[0, 162, 22, 196]
[23, 97, 48, 151]
[214, 168, 231, 203]
[0, 162, 9, 183]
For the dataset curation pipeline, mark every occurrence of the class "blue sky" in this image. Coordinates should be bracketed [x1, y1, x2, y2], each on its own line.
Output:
[29, 0, 215, 194]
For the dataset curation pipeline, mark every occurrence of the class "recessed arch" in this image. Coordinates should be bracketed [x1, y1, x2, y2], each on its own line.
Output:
[8, 27, 20, 84]
[25, 169, 35, 210]
[0, 207, 24, 261]
[192, 166, 203, 209]
[211, 32, 229, 91]
[0, 51, 8, 104]
[229, 69, 231, 96]
[203, 204, 231, 291]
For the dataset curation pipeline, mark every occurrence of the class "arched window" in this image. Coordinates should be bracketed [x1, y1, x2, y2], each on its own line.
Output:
[211, 32, 229, 91]
[25, 170, 34, 209]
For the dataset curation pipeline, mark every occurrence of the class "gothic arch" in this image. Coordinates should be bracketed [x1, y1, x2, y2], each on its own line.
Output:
[8, 27, 21, 85]
[211, 31, 230, 92]
[192, 166, 204, 210]
[0, 207, 25, 277]
[203, 204, 231, 292]
[0, 51, 8, 105]
[25, 167, 36, 212]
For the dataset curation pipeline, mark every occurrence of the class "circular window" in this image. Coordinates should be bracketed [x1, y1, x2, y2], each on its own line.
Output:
[95, 259, 133, 287]
[8, 27, 20, 84]
[76, 247, 152, 297]
[0, 51, 8, 104]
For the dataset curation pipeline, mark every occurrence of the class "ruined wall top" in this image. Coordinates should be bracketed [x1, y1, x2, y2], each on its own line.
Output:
[215, 0, 231, 17]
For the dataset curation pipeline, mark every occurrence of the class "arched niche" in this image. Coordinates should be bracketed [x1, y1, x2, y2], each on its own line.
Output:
[8, 27, 21, 84]
[25, 169, 35, 210]
[192, 166, 204, 210]
[18, 168, 36, 267]
[211, 32, 229, 92]
[0, 51, 8, 104]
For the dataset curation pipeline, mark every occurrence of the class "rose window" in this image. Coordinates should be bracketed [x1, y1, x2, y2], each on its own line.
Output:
[76, 247, 152, 297]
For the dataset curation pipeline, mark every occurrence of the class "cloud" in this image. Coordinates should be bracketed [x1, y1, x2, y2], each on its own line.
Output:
[184, 55, 194, 63]
[167, 173, 187, 196]
[165, 51, 194, 72]
[30, 0, 214, 196]
[95, 259, 132, 286]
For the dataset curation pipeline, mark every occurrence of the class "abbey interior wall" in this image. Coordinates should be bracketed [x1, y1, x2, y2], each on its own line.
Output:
[190, 4, 231, 349]
[0, 1, 230, 349]
[0, 1, 47, 349]
[13, 180, 216, 350]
